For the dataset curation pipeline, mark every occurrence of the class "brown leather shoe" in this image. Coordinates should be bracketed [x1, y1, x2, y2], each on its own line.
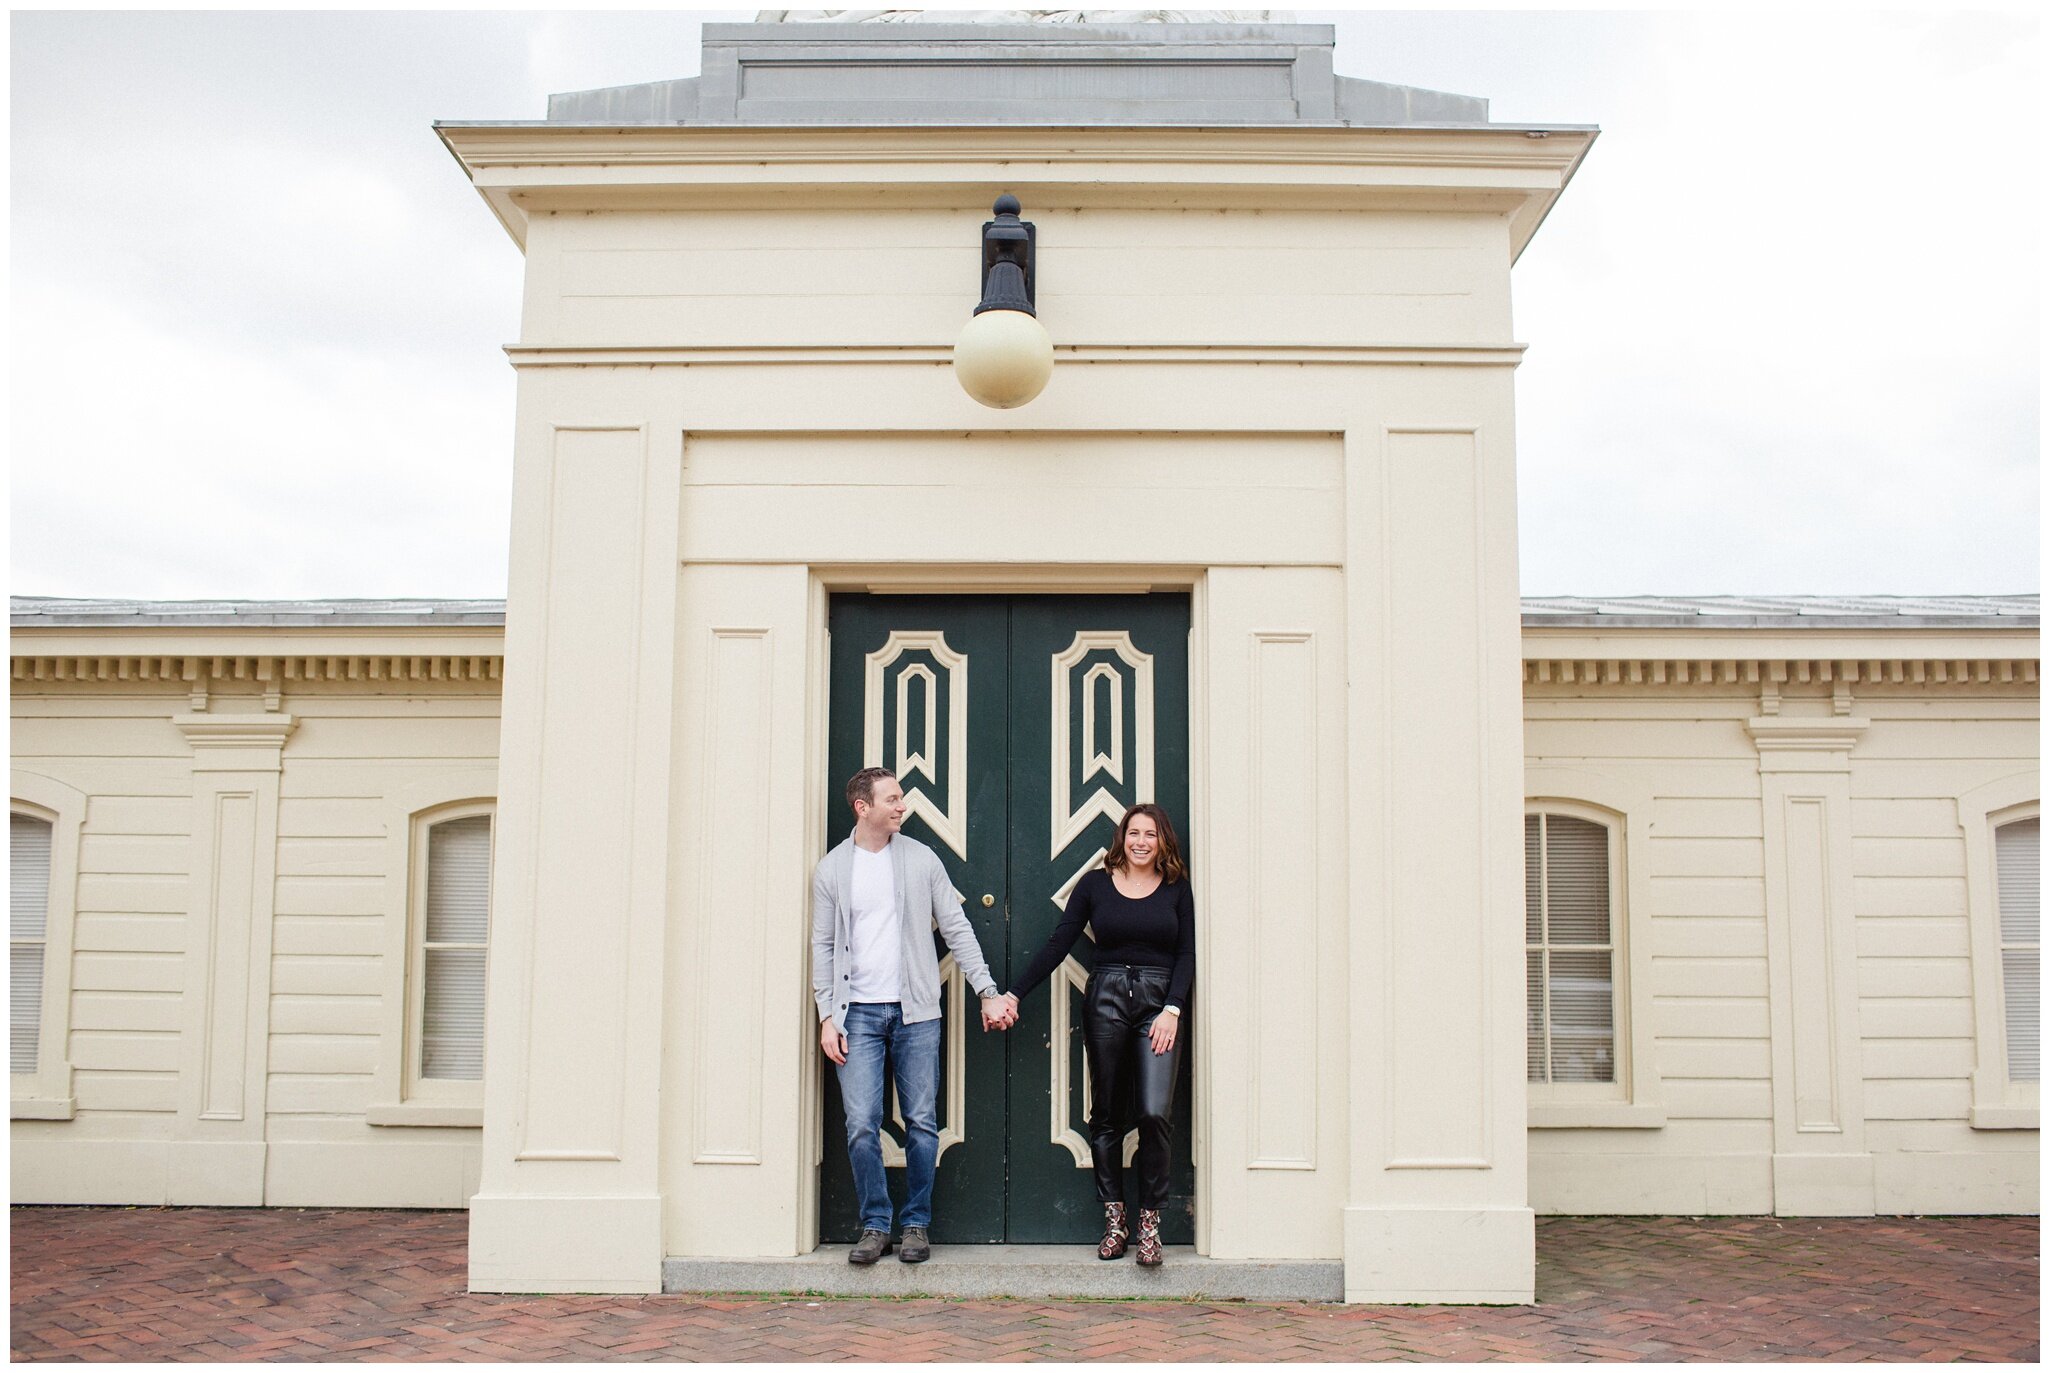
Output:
[898, 1226, 930, 1263]
[1135, 1208, 1163, 1267]
[848, 1229, 893, 1265]
[1097, 1202, 1129, 1260]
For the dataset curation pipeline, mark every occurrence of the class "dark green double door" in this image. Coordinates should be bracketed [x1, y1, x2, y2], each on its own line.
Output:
[820, 594, 1193, 1244]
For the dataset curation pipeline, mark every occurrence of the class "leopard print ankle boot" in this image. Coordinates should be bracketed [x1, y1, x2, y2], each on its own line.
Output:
[1097, 1202, 1128, 1260]
[1135, 1208, 1163, 1267]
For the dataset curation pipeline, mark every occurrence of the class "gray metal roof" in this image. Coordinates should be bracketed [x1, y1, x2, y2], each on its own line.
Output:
[8, 598, 510, 629]
[12, 595, 2039, 632]
[1519, 595, 2039, 630]
[529, 20, 1496, 128]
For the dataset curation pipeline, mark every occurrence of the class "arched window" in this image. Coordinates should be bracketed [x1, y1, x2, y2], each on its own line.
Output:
[11, 811, 54, 1076]
[1994, 816, 2038, 1085]
[367, 772, 496, 1128]
[11, 771, 84, 1119]
[1525, 810, 1618, 1086]
[416, 810, 494, 1084]
[1522, 768, 1664, 1129]
[1959, 776, 2038, 1131]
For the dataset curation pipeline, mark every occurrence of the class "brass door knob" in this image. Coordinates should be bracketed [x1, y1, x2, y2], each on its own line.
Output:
[981, 894, 996, 908]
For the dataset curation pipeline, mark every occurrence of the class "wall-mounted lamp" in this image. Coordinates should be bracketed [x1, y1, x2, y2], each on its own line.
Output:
[953, 195, 1053, 409]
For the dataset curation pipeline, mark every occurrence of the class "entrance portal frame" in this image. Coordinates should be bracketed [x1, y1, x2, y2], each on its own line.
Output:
[802, 566, 1215, 1258]
[466, 368, 1539, 1301]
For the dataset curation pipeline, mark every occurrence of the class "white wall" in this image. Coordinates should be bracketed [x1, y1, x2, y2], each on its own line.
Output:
[11, 656, 499, 1208]
[1524, 668, 2039, 1216]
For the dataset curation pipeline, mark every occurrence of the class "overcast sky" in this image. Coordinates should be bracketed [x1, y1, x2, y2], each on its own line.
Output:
[8, 6, 2039, 600]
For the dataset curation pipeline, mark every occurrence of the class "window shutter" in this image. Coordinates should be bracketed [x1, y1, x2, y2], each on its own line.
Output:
[421, 815, 492, 1082]
[11, 813, 53, 1075]
[1995, 818, 2039, 1083]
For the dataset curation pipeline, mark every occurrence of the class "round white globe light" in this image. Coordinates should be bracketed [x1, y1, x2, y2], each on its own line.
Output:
[953, 308, 1053, 409]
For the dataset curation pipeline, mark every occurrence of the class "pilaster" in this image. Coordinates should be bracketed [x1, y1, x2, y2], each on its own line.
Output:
[467, 382, 682, 1293]
[171, 712, 295, 1204]
[1749, 714, 1874, 1216]
[1339, 417, 1533, 1303]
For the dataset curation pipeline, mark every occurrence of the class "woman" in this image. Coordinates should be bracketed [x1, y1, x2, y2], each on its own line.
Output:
[999, 802, 1194, 1266]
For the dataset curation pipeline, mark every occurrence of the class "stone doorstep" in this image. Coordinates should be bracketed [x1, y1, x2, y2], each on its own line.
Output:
[662, 1246, 1344, 1302]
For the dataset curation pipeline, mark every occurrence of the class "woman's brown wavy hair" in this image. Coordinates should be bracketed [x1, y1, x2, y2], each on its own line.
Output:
[1103, 802, 1187, 886]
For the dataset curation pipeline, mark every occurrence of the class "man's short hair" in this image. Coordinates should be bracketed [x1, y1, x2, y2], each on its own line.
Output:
[845, 767, 897, 814]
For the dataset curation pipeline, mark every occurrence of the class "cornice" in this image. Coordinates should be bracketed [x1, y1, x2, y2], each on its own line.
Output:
[13, 654, 500, 684]
[438, 122, 1593, 174]
[1523, 656, 2037, 689]
[1746, 716, 1870, 752]
[438, 122, 1591, 254]
[172, 712, 298, 773]
[13, 653, 502, 712]
[171, 713, 300, 748]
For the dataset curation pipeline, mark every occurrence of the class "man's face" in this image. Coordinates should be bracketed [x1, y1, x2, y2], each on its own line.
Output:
[857, 776, 908, 834]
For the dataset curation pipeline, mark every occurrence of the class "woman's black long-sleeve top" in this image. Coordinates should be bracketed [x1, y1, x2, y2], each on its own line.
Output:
[1009, 868, 1195, 1009]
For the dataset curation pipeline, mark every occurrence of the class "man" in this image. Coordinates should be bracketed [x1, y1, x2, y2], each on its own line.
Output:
[812, 767, 1016, 1265]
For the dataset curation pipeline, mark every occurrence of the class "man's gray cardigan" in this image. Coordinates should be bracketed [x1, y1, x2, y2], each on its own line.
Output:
[811, 833, 999, 1030]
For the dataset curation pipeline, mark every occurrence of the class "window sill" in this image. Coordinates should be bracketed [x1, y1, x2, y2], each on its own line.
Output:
[1969, 1104, 2039, 1131]
[11, 1097, 76, 1121]
[1529, 1101, 1666, 1130]
[366, 1102, 482, 1128]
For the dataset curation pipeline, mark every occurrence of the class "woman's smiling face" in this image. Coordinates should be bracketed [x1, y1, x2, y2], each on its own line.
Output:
[1123, 813, 1159, 869]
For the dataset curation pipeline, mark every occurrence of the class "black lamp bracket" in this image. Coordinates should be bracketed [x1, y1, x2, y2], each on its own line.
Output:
[975, 193, 1037, 316]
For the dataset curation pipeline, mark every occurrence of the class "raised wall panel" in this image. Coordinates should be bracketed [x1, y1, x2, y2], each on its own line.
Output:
[517, 427, 646, 1162]
[1784, 798, 1842, 1133]
[691, 629, 772, 1166]
[1201, 566, 1349, 1260]
[544, 208, 1508, 350]
[1383, 431, 1487, 1168]
[1247, 631, 1319, 1170]
[661, 564, 813, 1261]
[678, 431, 1344, 569]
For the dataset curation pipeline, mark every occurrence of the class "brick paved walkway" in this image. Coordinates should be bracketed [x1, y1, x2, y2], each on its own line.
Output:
[9, 1207, 2038, 1361]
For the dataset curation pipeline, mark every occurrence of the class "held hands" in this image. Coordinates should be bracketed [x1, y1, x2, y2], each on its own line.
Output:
[820, 1017, 848, 1065]
[1149, 1008, 1179, 1056]
[980, 991, 1020, 1032]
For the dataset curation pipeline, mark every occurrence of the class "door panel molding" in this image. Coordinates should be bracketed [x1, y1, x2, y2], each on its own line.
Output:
[863, 630, 970, 860]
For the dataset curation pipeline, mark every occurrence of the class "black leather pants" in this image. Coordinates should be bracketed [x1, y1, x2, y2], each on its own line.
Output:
[1084, 963, 1184, 1208]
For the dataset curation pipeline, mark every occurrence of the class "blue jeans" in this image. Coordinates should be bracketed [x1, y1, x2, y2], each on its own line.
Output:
[836, 1001, 943, 1233]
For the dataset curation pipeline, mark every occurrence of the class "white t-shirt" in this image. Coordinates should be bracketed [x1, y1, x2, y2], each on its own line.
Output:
[845, 842, 902, 1003]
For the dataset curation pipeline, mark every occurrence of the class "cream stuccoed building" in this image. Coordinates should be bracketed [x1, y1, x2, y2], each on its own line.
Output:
[9, 18, 2040, 1304]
